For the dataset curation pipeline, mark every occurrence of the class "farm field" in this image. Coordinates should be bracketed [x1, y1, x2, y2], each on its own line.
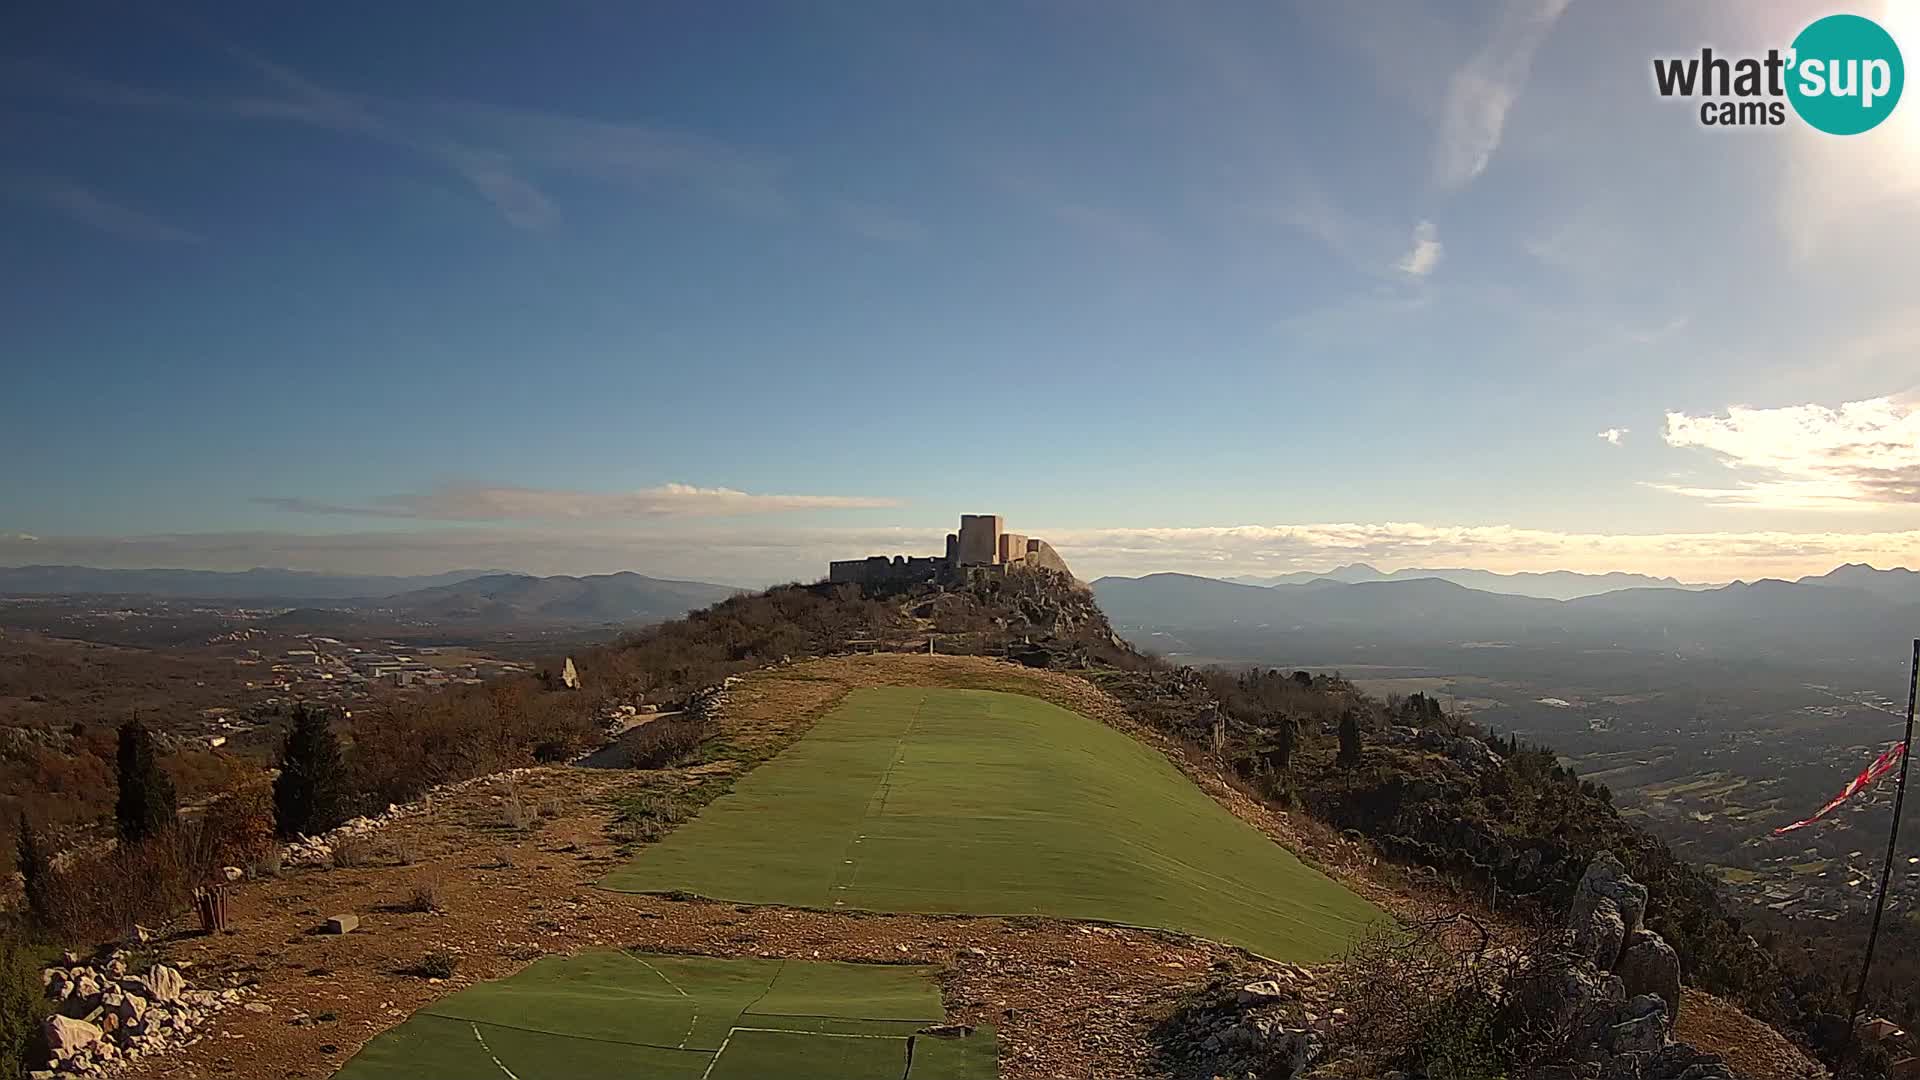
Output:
[602, 686, 1386, 961]
[333, 951, 994, 1079]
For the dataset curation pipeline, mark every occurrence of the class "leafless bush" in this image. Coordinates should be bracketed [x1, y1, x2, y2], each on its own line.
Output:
[403, 879, 442, 913]
[502, 784, 533, 832]
[250, 845, 285, 879]
[1325, 913, 1522, 1080]
[32, 826, 211, 945]
[404, 950, 459, 979]
[614, 718, 710, 769]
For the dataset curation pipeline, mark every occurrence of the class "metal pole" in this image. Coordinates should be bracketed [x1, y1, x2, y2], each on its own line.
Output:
[1846, 638, 1919, 1053]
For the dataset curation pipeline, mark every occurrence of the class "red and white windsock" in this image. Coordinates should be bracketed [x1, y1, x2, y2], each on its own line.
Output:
[1772, 742, 1909, 835]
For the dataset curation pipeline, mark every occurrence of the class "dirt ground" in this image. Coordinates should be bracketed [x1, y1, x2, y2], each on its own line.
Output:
[110, 654, 1822, 1080]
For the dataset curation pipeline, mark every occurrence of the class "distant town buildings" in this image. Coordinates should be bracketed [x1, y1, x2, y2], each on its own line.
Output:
[828, 513, 1073, 588]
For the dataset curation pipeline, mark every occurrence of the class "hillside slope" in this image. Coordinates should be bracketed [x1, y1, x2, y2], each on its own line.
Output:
[371, 571, 741, 624]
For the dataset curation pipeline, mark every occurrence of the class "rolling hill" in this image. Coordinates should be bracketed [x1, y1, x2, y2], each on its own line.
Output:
[370, 571, 741, 624]
[0, 564, 509, 600]
[1225, 562, 1709, 600]
[1094, 568, 1920, 666]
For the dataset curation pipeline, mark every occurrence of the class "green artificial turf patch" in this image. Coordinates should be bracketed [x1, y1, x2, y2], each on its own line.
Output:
[603, 686, 1387, 961]
[331, 952, 994, 1080]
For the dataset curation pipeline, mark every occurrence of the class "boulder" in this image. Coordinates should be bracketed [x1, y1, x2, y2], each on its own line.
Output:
[1616, 931, 1682, 1025]
[43, 1015, 102, 1057]
[1572, 897, 1628, 971]
[142, 964, 185, 1004]
[1570, 853, 1648, 956]
[1236, 980, 1288, 1007]
[110, 990, 147, 1031]
[1608, 1008, 1668, 1055]
[323, 913, 359, 935]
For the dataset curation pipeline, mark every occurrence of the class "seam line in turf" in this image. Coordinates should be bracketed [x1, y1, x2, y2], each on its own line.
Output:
[622, 951, 694, 997]
[421, 1013, 712, 1054]
[826, 690, 928, 904]
[470, 1022, 525, 1079]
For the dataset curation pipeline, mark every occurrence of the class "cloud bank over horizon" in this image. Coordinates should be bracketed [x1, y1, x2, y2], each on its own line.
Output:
[4, 518, 1917, 587]
[252, 483, 900, 520]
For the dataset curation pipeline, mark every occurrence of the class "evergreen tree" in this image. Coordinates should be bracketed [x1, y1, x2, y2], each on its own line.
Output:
[115, 719, 177, 844]
[14, 814, 49, 925]
[1337, 710, 1363, 768]
[1274, 716, 1298, 774]
[274, 704, 349, 838]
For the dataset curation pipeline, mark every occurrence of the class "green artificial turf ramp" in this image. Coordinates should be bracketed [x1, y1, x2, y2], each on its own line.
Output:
[331, 952, 995, 1079]
[706, 1030, 907, 1079]
[909, 1028, 1003, 1079]
[603, 686, 1387, 961]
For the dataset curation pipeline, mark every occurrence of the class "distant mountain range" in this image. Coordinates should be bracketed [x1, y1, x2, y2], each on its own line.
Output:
[1094, 564, 1920, 667]
[1223, 563, 1710, 600]
[365, 572, 741, 624]
[0, 564, 743, 627]
[0, 565, 513, 601]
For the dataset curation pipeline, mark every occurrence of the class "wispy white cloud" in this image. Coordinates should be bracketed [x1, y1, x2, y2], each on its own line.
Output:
[11, 180, 203, 243]
[1655, 395, 1920, 509]
[1597, 428, 1628, 446]
[1433, 0, 1571, 190]
[420, 101, 786, 217]
[1396, 220, 1443, 277]
[253, 483, 901, 521]
[13, 53, 781, 232]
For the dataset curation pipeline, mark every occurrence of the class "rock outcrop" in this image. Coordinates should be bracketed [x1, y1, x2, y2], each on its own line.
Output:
[1517, 853, 1723, 1080]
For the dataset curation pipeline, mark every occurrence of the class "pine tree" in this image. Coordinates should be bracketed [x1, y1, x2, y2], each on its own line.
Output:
[115, 719, 177, 844]
[274, 704, 349, 838]
[1337, 710, 1363, 768]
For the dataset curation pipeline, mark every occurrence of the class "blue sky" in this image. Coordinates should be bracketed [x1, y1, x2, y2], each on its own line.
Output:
[5, 1, 1920, 584]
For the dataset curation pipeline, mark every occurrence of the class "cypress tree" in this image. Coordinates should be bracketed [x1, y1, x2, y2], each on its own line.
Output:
[14, 813, 49, 925]
[1337, 710, 1363, 768]
[274, 704, 349, 838]
[115, 719, 177, 844]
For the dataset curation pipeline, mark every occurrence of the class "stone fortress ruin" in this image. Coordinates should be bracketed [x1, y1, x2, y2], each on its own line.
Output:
[829, 514, 1073, 588]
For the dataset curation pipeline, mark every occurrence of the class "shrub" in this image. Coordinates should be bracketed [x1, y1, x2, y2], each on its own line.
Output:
[115, 720, 177, 844]
[406, 950, 459, 979]
[274, 705, 349, 839]
[403, 880, 442, 913]
[502, 785, 533, 832]
[32, 826, 208, 945]
[202, 783, 276, 867]
[0, 932, 50, 1077]
[616, 718, 710, 770]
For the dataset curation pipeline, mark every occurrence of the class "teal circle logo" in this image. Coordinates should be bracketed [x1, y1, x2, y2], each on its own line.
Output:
[1787, 14, 1904, 134]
